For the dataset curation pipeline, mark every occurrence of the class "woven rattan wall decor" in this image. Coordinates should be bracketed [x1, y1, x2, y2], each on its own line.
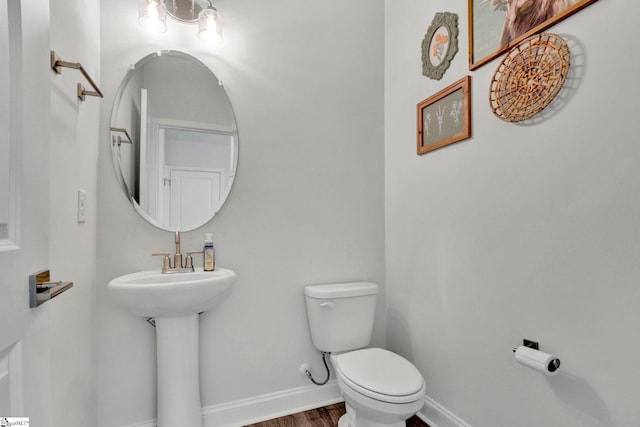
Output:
[489, 33, 570, 122]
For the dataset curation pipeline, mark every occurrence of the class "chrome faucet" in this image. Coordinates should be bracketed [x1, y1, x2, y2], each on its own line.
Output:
[152, 231, 202, 274]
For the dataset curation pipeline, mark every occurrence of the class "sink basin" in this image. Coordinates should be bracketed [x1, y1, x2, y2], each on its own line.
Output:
[108, 267, 236, 426]
[108, 268, 236, 318]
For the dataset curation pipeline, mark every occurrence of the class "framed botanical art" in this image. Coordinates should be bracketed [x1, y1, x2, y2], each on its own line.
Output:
[422, 12, 459, 80]
[417, 76, 471, 155]
[468, 0, 599, 70]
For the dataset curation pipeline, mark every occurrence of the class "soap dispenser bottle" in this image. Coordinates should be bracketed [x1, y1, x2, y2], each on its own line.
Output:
[203, 233, 215, 271]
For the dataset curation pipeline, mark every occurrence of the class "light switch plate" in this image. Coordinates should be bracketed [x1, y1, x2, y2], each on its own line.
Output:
[77, 189, 87, 223]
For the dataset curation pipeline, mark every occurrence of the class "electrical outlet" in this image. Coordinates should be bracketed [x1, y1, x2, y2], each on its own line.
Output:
[77, 189, 87, 223]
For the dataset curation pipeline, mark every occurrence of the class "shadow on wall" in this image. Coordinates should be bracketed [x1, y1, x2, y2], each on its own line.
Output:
[387, 307, 612, 425]
[550, 373, 612, 426]
[386, 309, 416, 362]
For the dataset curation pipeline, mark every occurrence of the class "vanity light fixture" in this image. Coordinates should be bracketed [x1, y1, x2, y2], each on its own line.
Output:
[197, 3, 223, 43]
[138, 0, 167, 33]
[138, 0, 223, 45]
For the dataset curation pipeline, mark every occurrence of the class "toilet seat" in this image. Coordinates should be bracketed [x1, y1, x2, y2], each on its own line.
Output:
[333, 348, 425, 404]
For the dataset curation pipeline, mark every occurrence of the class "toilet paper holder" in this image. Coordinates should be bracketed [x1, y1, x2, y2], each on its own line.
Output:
[513, 339, 561, 375]
[512, 338, 539, 352]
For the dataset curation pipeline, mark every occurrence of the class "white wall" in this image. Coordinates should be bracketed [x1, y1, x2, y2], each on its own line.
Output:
[96, 1, 384, 426]
[164, 131, 232, 172]
[143, 55, 235, 128]
[49, 0, 101, 425]
[385, 0, 640, 426]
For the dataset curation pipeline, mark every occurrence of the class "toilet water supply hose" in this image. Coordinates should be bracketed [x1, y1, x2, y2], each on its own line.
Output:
[305, 351, 331, 386]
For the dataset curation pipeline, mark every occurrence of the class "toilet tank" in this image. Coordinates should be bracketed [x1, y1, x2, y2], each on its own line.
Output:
[304, 282, 378, 353]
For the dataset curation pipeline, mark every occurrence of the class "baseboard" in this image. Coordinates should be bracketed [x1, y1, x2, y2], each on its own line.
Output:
[203, 380, 343, 426]
[122, 421, 155, 427]
[122, 384, 469, 427]
[122, 380, 342, 427]
[418, 395, 472, 427]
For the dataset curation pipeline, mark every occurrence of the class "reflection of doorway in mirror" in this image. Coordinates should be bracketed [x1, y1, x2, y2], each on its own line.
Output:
[145, 124, 236, 229]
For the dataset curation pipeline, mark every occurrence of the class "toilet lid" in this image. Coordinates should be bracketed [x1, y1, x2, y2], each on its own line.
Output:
[335, 348, 424, 400]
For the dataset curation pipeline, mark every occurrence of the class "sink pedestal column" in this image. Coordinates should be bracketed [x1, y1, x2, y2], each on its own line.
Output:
[155, 313, 202, 427]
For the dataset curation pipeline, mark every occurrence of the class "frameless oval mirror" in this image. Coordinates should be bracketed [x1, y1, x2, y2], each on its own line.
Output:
[110, 50, 238, 231]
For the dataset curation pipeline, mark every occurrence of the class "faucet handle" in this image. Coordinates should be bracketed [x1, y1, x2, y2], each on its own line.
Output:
[152, 252, 171, 272]
[185, 251, 203, 271]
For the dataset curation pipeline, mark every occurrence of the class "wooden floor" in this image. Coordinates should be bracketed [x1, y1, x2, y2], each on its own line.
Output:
[244, 402, 429, 427]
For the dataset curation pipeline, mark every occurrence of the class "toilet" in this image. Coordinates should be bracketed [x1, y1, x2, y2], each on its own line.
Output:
[304, 282, 425, 427]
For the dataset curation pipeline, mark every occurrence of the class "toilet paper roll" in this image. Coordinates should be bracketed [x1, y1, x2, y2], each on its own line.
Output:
[514, 346, 560, 376]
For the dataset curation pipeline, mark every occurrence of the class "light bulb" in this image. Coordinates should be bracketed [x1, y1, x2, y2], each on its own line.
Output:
[198, 8, 223, 44]
[139, 0, 167, 33]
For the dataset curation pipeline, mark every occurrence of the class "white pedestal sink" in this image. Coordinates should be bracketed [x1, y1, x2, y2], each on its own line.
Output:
[108, 268, 236, 427]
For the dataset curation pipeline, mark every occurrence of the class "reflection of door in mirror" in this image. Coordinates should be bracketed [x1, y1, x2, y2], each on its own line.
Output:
[147, 126, 235, 229]
[168, 169, 220, 230]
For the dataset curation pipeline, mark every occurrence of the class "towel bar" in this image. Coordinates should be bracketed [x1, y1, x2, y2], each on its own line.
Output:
[50, 50, 103, 101]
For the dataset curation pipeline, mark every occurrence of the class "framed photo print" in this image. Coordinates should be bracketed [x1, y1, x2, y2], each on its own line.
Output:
[468, 0, 599, 70]
[417, 76, 471, 155]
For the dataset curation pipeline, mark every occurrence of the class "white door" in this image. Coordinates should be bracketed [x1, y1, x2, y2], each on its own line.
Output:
[139, 87, 149, 211]
[168, 169, 222, 229]
[0, 0, 51, 421]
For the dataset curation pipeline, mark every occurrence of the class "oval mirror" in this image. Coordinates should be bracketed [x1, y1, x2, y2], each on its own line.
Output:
[110, 51, 238, 231]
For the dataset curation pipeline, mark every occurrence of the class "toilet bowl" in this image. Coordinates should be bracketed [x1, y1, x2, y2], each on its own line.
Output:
[331, 348, 425, 427]
[304, 282, 426, 426]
